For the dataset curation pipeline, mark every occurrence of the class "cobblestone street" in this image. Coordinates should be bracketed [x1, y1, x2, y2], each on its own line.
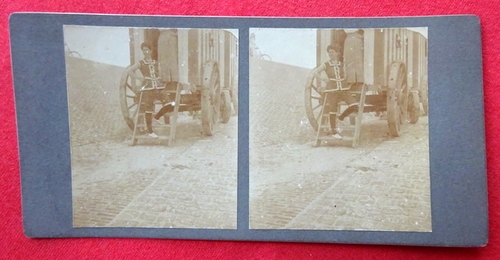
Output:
[249, 59, 431, 232]
[72, 114, 238, 229]
[249, 116, 431, 231]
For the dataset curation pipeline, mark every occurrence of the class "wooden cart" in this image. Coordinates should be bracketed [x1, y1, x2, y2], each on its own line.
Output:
[119, 28, 238, 145]
[305, 28, 428, 147]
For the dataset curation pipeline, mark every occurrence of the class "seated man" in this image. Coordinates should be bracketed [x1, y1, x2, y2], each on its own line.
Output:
[312, 44, 358, 139]
[127, 42, 174, 138]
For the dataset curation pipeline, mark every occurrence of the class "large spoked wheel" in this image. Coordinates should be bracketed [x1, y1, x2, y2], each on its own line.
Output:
[408, 90, 420, 124]
[386, 62, 408, 137]
[420, 87, 428, 116]
[231, 88, 238, 115]
[220, 90, 232, 124]
[304, 72, 325, 132]
[119, 69, 140, 130]
[201, 61, 222, 136]
[231, 77, 238, 115]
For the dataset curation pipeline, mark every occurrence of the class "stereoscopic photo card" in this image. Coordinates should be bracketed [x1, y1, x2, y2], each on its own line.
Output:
[10, 13, 487, 246]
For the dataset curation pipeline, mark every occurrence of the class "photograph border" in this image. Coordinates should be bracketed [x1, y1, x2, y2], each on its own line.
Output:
[10, 13, 487, 246]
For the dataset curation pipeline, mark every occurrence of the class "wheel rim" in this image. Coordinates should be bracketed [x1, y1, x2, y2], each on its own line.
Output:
[408, 91, 420, 124]
[220, 90, 232, 124]
[231, 88, 238, 115]
[400, 84, 409, 124]
[421, 89, 428, 116]
[387, 89, 401, 136]
[304, 72, 325, 132]
[387, 62, 407, 137]
[201, 61, 221, 135]
[230, 76, 238, 115]
[119, 70, 140, 130]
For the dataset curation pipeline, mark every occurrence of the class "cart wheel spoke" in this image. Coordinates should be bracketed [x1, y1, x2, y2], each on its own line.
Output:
[305, 73, 326, 131]
[311, 84, 320, 95]
[312, 103, 322, 112]
[125, 83, 137, 94]
[127, 102, 137, 110]
[120, 71, 140, 130]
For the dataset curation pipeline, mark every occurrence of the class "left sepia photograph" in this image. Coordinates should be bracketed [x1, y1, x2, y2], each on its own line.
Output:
[64, 26, 239, 228]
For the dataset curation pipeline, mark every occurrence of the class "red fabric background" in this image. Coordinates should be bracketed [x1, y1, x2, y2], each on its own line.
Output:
[1, 1, 499, 259]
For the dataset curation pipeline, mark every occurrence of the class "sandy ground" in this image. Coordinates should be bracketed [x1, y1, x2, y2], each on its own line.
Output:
[71, 113, 238, 228]
[250, 115, 431, 231]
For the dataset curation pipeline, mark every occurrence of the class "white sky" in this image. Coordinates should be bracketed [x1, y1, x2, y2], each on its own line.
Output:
[251, 27, 428, 69]
[63, 25, 426, 70]
[63, 26, 131, 67]
[63, 26, 239, 68]
[251, 28, 317, 69]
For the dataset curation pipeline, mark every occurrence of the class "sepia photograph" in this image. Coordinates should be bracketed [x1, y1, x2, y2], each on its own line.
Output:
[249, 27, 430, 231]
[64, 25, 239, 228]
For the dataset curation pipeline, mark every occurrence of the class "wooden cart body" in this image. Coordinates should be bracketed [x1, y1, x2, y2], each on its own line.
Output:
[306, 28, 428, 147]
[315, 28, 427, 92]
[120, 28, 238, 144]
[129, 28, 238, 92]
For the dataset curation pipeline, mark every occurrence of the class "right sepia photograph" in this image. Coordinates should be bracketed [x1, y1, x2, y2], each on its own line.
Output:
[249, 27, 430, 231]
